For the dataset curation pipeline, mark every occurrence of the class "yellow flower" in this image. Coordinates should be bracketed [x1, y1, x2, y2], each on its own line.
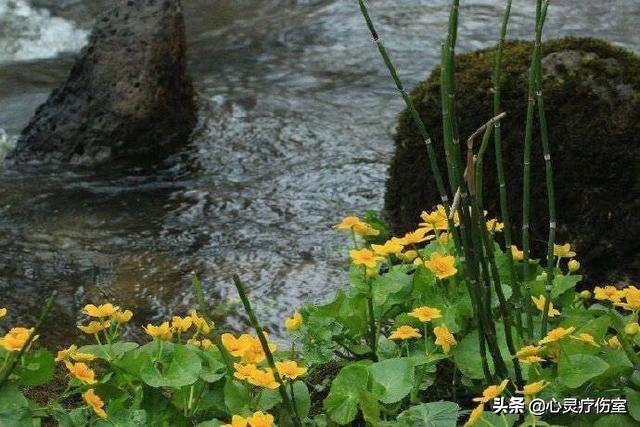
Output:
[424, 252, 458, 279]
[473, 379, 509, 403]
[371, 240, 404, 256]
[201, 338, 213, 349]
[419, 205, 449, 231]
[190, 309, 212, 334]
[616, 286, 640, 311]
[608, 336, 621, 349]
[83, 303, 119, 318]
[579, 290, 592, 300]
[568, 259, 580, 272]
[514, 345, 545, 364]
[594, 285, 623, 303]
[0, 308, 6, 318]
[408, 306, 442, 323]
[539, 326, 575, 345]
[486, 219, 504, 233]
[0, 327, 34, 352]
[83, 389, 107, 419]
[247, 368, 279, 389]
[275, 360, 307, 380]
[335, 216, 364, 230]
[571, 332, 599, 347]
[389, 325, 421, 341]
[438, 233, 451, 245]
[143, 321, 173, 341]
[222, 415, 249, 427]
[72, 352, 97, 362]
[171, 316, 193, 333]
[335, 216, 379, 236]
[349, 248, 380, 269]
[398, 228, 434, 245]
[398, 249, 418, 262]
[510, 245, 524, 261]
[113, 310, 133, 324]
[242, 335, 277, 365]
[247, 411, 275, 427]
[521, 380, 549, 396]
[625, 322, 640, 335]
[222, 333, 253, 357]
[78, 321, 111, 335]
[234, 363, 259, 381]
[463, 404, 484, 427]
[68, 362, 97, 385]
[55, 345, 78, 363]
[433, 325, 457, 354]
[285, 311, 303, 332]
[531, 295, 560, 317]
[554, 243, 576, 258]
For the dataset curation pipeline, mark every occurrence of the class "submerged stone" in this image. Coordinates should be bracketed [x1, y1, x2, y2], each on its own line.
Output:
[386, 38, 640, 284]
[9, 0, 196, 166]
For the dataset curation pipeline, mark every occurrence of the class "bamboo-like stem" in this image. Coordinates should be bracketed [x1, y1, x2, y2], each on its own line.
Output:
[232, 275, 302, 427]
[356, 0, 450, 207]
[492, 0, 524, 339]
[192, 275, 235, 375]
[473, 118, 524, 387]
[532, 0, 555, 338]
[0, 291, 56, 387]
[366, 276, 378, 360]
[439, 1, 509, 380]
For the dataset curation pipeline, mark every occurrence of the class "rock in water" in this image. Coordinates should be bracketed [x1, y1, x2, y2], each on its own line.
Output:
[10, 0, 196, 166]
[386, 38, 640, 284]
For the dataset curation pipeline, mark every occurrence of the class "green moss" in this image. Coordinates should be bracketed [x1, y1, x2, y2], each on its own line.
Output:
[385, 37, 640, 284]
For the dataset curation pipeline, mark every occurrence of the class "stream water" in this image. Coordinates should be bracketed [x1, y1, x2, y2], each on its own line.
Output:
[1, 0, 639, 340]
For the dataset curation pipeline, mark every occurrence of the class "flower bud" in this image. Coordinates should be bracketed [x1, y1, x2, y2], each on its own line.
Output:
[579, 290, 592, 300]
[625, 322, 640, 335]
[568, 259, 580, 272]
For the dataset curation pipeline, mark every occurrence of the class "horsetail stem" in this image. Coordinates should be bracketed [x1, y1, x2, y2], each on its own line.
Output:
[0, 291, 56, 387]
[492, 0, 524, 338]
[232, 275, 302, 427]
[532, 0, 556, 338]
[473, 114, 524, 387]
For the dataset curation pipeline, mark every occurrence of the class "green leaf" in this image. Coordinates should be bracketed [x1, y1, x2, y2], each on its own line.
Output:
[78, 342, 139, 360]
[593, 414, 638, 426]
[14, 348, 54, 386]
[551, 274, 581, 298]
[197, 421, 225, 427]
[625, 387, 640, 422]
[397, 402, 459, 426]
[140, 344, 202, 388]
[256, 388, 281, 412]
[0, 383, 28, 410]
[223, 379, 250, 414]
[324, 392, 358, 425]
[369, 357, 414, 404]
[558, 354, 609, 388]
[198, 349, 225, 383]
[292, 381, 311, 420]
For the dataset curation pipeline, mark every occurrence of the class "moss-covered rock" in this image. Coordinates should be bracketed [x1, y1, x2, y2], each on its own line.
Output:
[386, 38, 640, 284]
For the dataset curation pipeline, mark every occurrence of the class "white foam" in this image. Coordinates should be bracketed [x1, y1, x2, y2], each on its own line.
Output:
[0, 0, 88, 64]
[0, 128, 16, 165]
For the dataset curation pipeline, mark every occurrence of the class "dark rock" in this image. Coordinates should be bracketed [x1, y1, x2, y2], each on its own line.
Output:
[386, 38, 640, 285]
[9, 0, 196, 166]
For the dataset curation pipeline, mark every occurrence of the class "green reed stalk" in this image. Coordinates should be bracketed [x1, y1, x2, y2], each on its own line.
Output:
[0, 291, 56, 387]
[532, 0, 556, 338]
[232, 275, 302, 427]
[192, 275, 235, 375]
[473, 116, 524, 387]
[492, 0, 524, 338]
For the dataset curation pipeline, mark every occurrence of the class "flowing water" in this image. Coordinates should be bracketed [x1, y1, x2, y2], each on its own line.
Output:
[1, 0, 639, 340]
